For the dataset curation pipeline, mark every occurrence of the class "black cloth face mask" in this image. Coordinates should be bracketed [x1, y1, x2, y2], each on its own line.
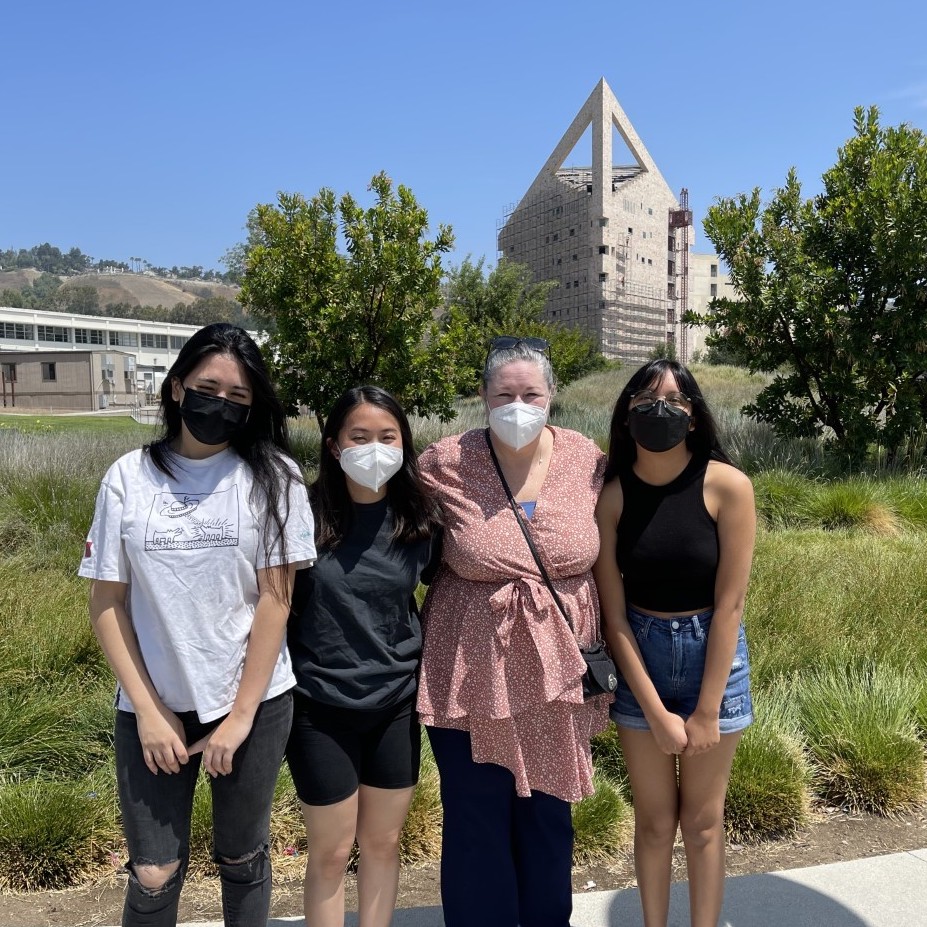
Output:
[179, 387, 250, 446]
[628, 401, 690, 453]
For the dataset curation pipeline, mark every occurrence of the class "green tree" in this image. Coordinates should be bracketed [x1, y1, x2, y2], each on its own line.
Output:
[60, 285, 100, 315]
[690, 106, 927, 461]
[30, 272, 62, 307]
[239, 172, 456, 428]
[441, 257, 606, 394]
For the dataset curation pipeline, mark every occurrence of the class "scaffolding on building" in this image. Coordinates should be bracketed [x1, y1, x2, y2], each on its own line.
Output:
[668, 188, 692, 362]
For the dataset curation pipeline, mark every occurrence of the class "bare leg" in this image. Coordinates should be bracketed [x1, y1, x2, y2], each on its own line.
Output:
[678, 733, 741, 927]
[618, 727, 681, 927]
[301, 792, 359, 927]
[355, 785, 416, 927]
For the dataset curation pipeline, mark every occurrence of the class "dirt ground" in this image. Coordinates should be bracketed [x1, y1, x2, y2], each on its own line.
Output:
[2, 804, 925, 927]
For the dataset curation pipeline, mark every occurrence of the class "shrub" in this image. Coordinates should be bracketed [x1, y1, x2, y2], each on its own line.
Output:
[571, 771, 633, 864]
[399, 733, 443, 865]
[806, 479, 901, 535]
[798, 663, 926, 814]
[725, 692, 812, 842]
[0, 777, 118, 890]
[752, 470, 819, 529]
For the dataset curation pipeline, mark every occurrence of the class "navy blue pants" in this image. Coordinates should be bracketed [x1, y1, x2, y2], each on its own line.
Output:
[426, 726, 574, 927]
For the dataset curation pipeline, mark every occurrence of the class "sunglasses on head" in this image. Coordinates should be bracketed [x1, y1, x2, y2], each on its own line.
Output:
[487, 336, 551, 356]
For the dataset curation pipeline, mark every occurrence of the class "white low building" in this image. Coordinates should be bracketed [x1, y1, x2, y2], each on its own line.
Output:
[0, 306, 254, 412]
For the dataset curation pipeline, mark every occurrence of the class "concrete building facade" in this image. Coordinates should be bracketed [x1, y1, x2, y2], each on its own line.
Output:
[498, 78, 702, 363]
[0, 306, 211, 410]
[687, 253, 734, 359]
[0, 349, 136, 411]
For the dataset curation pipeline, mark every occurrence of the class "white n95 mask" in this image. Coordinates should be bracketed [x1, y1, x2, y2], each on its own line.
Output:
[488, 401, 549, 450]
[338, 443, 404, 491]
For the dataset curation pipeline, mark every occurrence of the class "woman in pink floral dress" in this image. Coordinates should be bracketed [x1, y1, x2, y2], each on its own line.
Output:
[417, 336, 610, 927]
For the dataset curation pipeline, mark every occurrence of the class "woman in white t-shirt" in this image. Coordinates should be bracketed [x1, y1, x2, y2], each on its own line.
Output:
[79, 323, 316, 927]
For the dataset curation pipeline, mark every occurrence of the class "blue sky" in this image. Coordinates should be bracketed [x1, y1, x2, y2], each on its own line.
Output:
[3, 0, 926, 274]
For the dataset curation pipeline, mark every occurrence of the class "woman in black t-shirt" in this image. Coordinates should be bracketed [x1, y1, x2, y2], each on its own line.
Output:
[286, 385, 441, 927]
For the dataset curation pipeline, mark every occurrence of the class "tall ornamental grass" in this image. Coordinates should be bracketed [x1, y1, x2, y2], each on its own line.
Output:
[2, 366, 927, 891]
[0, 776, 119, 891]
[725, 692, 812, 842]
[797, 664, 926, 814]
[745, 531, 927, 686]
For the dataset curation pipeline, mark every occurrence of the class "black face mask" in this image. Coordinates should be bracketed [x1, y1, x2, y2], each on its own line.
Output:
[178, 387, 250, 446]
[628, 401, 690, 453]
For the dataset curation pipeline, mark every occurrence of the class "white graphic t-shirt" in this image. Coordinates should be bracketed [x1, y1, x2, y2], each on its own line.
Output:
[79, 447, 317, 722]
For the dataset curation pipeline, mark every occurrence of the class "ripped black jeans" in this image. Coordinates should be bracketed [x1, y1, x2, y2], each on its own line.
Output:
[114, 691, 293, 927]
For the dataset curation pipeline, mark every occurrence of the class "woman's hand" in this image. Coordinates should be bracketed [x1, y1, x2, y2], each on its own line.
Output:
[650, 711, 689, 756]
[136, 704, 189, 775]
[189, 712, 254, 777]
[683, 709, 721, 755]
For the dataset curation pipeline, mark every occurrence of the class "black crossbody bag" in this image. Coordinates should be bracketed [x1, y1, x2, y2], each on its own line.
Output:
[485, 430, 618, 700]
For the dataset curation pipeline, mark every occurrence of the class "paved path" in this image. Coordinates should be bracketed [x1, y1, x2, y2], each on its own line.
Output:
[161, 846, 927, 927]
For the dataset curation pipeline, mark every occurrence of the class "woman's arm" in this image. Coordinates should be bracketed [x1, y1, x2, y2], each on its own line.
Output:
[89, 580, 189, 775]
[189, 563, 296, 777]
[593, 482, 688, 755]
[684, 463, 756, 755]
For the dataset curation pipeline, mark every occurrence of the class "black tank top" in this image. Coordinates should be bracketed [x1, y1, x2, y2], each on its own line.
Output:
[616, 455, 719, 613]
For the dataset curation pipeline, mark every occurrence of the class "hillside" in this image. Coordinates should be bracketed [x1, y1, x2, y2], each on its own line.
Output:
[1, 270, 240, 309]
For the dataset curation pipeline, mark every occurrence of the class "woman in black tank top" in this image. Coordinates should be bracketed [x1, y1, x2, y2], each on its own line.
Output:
[593, 359, 757, 927]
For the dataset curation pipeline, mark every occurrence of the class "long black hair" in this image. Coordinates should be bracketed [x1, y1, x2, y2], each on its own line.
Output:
[145, 322, 304, 572]
[313, 385, 441, 549]
[603, 359, 734, 482]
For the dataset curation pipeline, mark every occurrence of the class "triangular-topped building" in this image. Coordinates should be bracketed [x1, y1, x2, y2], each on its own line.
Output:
[498, 78, 698, 362]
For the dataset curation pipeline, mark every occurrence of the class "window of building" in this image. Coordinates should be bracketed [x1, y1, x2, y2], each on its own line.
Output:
[37, 325, 70, 343]
[572, 254, 577, 261]
[1, 363, 16, 382]
[573, 280, 579, 288]
[710, 283, 718, 298]
[74, 327, 105, 345]
[109, 331, 138, 348]
[545, 236, 550, 244]
[553, 233, 558, 241]
[169, 336, 188, 350]
[599, 246, 609, 254]
[557, 258, 562, 265]
[667, 261, 675, 276]
[647, 258, 653, 265]
[710, 264, 718, 277]
[41, 362, 57, 382]
[1, 322, 34, 340]
[628, 227, 633, 234]
[140, 333, 169, 350]
[599, 217, 609, 227]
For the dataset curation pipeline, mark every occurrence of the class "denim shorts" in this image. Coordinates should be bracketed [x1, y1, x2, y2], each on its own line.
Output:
[610, 607, 753, 734]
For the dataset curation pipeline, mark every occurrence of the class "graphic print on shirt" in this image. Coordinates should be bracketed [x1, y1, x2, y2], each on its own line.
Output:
[145, 486, 240, 551]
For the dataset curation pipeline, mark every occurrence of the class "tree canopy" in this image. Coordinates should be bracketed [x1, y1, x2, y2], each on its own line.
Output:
[691, 106, 927, 461]
[441, 258, 606, 394]
[239, 173, 457, 428]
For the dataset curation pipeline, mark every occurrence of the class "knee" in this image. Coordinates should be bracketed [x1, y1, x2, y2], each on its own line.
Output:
[311, 841, 356, 879]
[357, 827, 402, 862]
[635, 811, 679, 848]
[132, 859, 183, 893]
[216, 843, 270, 886]
[679, 808, 724, 851]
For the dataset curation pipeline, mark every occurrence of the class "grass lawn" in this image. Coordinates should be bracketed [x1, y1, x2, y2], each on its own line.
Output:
[0, 413, 155, 435]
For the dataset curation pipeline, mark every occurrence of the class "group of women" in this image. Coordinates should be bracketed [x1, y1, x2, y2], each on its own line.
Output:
[80, 323, 756, 927]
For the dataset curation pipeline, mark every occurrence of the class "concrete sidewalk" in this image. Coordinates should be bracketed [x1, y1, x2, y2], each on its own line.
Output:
[167, 846, 927, 927]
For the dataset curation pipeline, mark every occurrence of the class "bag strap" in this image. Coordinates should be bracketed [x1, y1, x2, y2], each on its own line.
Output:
[484, 429, 575, 633]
